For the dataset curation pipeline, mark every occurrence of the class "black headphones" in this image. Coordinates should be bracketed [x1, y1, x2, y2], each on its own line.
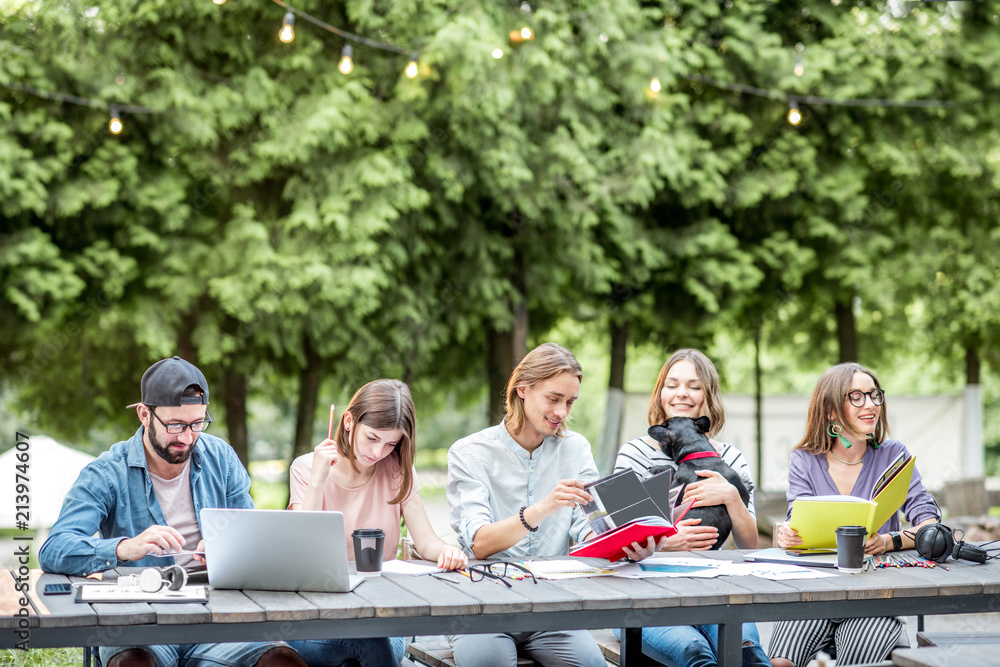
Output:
[913, 523, 988, 564]
[117, 565, 188, 592]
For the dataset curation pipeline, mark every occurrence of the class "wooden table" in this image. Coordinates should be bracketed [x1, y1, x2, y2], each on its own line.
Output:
[4, 551, 1000, 666]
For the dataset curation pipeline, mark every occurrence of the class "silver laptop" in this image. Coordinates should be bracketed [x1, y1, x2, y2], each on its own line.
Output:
[200, 508, 364, 592]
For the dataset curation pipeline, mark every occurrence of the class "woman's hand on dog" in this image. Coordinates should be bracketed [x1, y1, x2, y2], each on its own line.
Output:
[661, 518, 719, 551]
[683, 470, 741, 509]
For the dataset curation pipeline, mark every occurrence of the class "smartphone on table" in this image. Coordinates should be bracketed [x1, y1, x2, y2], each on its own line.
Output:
[43, 583, 73, 595]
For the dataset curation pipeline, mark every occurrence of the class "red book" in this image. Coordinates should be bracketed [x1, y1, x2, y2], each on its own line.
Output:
[569, 498, 695, 562]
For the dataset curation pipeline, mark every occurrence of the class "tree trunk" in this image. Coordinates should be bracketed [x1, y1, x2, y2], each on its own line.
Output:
[486, 324, 514, 424]
[486, 279, 529, 425]
[176, 310, 199, 363]
[835, 300, 858, 363]
[224, 367, 249, 466]
[598, 320, 629, 474]
[512, 296, 529, 369]
[966, 343, 981, 384]
[292, 335, 322, 459]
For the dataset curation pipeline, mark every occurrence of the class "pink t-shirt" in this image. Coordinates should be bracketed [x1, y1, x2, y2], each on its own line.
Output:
[288, 453, 418, 561]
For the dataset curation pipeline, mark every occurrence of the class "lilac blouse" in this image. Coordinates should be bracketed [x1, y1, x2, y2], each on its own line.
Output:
[785, 439, 940, 533]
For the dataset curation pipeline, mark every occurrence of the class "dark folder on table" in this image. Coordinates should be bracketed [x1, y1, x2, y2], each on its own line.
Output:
[570, 469, 694, 562]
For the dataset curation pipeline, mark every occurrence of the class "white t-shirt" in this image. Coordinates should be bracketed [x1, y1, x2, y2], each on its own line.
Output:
[614, 436, 758, 519]
[149, 458, 202, 567]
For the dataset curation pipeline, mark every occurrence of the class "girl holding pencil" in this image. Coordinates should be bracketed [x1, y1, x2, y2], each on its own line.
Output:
[287, 379, 467, 666]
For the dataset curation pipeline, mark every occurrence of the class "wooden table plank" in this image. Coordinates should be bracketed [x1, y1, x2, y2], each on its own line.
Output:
[34, 572, 98, 629]
[350, 573, 430, 618]
[765, 573, 850, 602]
[856, 567, 940, 598]
[205, 589, 266, 623]
[940, 559, 1000, 595]
[544, 577, 633, 611]
[0, 570, 36, 630]
[402, 571, 538, 617]
[241, 590, 319, 622]
[718, 575, 802, 604]
[150, 602, 212, 625]
[382, 573, 483, 616]
[298, 591, 377, 620]
[91, 601, 156, 626]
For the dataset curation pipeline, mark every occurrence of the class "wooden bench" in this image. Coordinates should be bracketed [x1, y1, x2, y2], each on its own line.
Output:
[916, 631, 1000, 647]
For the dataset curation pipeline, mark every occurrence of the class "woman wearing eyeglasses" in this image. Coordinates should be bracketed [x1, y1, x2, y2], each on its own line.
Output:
[769, 363, 939, 667]
[287, 379, 468, 666]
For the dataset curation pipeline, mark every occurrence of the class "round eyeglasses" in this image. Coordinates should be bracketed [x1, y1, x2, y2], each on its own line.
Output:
[846, 389, 884, 408]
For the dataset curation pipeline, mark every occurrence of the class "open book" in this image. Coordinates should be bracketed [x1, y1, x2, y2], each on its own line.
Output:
[788, 452, 915, 549]
[569, 468, 694, 562]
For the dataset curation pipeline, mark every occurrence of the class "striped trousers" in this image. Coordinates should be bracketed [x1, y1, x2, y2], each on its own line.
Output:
[767, 616, 902, 666]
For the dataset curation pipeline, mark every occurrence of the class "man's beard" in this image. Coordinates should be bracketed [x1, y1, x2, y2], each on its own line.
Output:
[149, 426, 195, 465]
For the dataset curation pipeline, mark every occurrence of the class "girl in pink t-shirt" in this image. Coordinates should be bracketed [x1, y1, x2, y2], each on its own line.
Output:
[288, 379, 466, 569]
[287, 380, 466, 666]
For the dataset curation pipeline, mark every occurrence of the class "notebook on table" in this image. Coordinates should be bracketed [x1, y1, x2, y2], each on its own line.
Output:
[200, 508, 364, 593]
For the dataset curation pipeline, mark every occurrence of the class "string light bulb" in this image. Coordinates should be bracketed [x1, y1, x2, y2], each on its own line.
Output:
[405, 54, 418, 78]
[492, 48, 504, 59]
[339, 44, 354, 74]
[213, 0, 226, 5]
[794, 43, 804, 76]
[108, 107, 123, 134]
[650, 78, 661, 94]
[787, 99, 802, 125]
[520, 27, 533, 40]
[279, 12, 295, 43]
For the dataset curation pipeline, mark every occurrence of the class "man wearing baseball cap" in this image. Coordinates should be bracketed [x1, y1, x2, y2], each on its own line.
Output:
[40, 357, 307, 667]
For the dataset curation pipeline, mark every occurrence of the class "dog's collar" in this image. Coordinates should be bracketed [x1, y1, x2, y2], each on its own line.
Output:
[679, 451, 721, 463]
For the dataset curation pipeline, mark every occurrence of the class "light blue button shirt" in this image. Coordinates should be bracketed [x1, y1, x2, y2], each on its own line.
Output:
[447, 421, 599, 560]
[39, 427, 254, 576]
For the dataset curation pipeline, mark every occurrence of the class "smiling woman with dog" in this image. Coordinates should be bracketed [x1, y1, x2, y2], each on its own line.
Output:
[613, 348, 769, 667]
[769, 362, 939, 667]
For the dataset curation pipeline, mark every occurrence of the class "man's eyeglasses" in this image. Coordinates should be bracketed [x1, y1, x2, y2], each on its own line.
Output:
[467, 561, 537, 587]
[846, 389, 885, 408]
[149, 408, 212, 434]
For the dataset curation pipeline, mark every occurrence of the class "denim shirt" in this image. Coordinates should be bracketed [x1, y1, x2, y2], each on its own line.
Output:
[446, 421, 599, 560]
[39, 427, 254, 576]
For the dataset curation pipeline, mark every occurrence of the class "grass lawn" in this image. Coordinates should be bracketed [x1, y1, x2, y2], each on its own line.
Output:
[0, 647, 83, 666]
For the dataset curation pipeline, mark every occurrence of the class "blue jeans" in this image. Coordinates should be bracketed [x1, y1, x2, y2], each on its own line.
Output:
[613, 623, 769, 667]
[390, 636, 406, 663]
[100, 641, 286, 667]
[287, 637, 396, 666]
[448, 630, 607, 667]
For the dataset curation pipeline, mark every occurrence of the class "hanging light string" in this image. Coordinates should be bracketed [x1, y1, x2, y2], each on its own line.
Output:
[678, 73, 964, 108]
[0, 82, 159, 114]
[269, 0, 415, 57]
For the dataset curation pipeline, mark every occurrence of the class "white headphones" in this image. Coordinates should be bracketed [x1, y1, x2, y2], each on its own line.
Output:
[118, 565, 188, 592]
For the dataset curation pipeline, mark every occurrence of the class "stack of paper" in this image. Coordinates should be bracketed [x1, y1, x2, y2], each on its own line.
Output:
[521, 559, 617, 580]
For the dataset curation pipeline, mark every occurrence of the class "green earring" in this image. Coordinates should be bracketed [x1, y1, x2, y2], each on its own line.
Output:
[869, 433, 880, 449]
[827, 421, 853, 449]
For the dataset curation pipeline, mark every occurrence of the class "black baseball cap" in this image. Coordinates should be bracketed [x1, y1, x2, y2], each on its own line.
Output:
[126, 356, 210, 408]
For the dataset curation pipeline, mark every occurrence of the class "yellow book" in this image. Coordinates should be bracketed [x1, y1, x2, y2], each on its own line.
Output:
[788, 454, 915, 550]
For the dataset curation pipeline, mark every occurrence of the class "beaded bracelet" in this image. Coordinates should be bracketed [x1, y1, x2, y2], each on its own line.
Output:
[519, 506, 538, 532]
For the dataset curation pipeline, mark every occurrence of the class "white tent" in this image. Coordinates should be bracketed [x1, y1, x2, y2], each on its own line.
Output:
[0, 435, 96, 528]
